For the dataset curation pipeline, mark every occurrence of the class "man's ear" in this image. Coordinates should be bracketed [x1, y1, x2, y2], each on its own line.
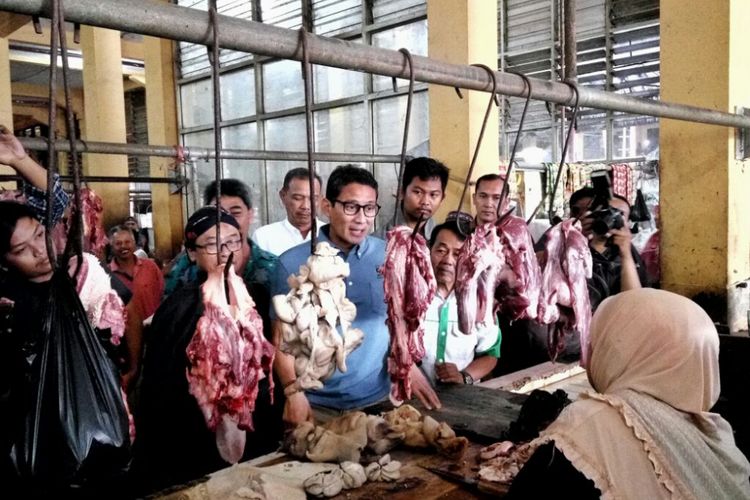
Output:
[321, 198, 332, 218]
[279, 189, 286, 202]
[186, 248, 197, 263]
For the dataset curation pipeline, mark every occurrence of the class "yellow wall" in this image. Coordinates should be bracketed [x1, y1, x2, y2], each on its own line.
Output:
[81, 26, 130, 228]
[661, 0, 750, 327]
[427, 0, 499, 219]
[145, 30, 183, 259]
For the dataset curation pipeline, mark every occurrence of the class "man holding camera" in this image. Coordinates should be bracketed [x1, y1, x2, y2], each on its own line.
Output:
[569, 187, 649, 310]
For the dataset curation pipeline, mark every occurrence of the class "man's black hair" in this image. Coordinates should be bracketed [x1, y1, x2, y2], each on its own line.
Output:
[0, 201, 37, 258]
[475, 173, 501, 191]
[429, 220, 468, 249]
[611, 193, 630, 208]
[326, 164, 378, 201]
[108, 224, 137, 242]
[402, 157, 449, 194]
[203, 179, 252, 209]
[475, 173, 510, 197]
[568, 187, 596, 210]
[282, 168, 323, 191]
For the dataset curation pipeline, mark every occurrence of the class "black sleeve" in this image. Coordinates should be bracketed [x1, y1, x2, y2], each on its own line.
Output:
[630, 245, 650, 288]
[133, 287, 225, 493]
[247, 282, 272, 342]
[506, 442, 601, 500]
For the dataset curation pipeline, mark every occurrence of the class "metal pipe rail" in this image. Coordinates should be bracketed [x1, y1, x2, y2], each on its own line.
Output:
[16, 137, 403, 163]
[2, 0, 750, 130]
[0, 174, 184, 184]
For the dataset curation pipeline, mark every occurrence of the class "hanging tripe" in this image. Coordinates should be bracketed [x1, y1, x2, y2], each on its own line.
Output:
[272, 242, 365, 393]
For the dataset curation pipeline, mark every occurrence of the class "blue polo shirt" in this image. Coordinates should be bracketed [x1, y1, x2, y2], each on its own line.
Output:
[271, 225, 389, 410]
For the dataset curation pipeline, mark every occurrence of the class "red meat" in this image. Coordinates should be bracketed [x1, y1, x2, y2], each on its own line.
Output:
[383, 227, 437, 405]
[494, 215, 542, 321]
[538, 219, 593, 364]
[186, 265, 274, 463]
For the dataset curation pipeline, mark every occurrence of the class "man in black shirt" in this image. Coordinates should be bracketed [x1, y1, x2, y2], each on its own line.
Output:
[569, 188, 649, 310]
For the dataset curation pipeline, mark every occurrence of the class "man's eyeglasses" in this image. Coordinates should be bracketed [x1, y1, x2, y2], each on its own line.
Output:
[445, 210, 476, 232]
[195, 237, 243, 255]
[333, 200, 381, 217]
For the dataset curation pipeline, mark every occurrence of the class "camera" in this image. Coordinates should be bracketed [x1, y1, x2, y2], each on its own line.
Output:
[588, 170, 625, 236]
[590, 206, 625, 236]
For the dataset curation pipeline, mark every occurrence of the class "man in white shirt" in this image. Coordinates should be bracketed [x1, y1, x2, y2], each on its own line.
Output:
[252, 168, 324, 256]
[421, 216, 501, 385]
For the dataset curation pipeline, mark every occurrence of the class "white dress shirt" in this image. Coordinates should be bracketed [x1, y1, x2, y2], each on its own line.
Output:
[420, 291, 501, 384]
[251, 217, 324, 256]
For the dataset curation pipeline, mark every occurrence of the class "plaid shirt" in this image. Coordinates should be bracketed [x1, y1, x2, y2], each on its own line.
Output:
[23, 173, 70, 226]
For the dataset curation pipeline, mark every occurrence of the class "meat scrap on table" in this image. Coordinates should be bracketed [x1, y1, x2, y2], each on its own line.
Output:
[186, 263, 274, 464]
[283, 405, 468, 465]
[382, 227, 437, 405]
[272, 241, 365, 393]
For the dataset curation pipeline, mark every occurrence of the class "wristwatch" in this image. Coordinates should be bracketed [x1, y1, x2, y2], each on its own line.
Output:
[461, 371, 475, 385]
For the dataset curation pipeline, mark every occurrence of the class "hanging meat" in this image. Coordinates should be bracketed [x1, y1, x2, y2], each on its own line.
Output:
[455, 223, 504, 336]
[186, 263, 274, 464]
[79, 187, 108, 259]
[537, 219, 593, 364]
[382, 227, 437, 405]
[272, 242, 364, 394]
[47, 187, 108, 259]
[494, 214, 542, 321]
[74, 252, 126, 346]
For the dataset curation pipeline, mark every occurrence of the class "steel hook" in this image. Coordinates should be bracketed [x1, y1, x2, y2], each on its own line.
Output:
[455, 63, 500, 230]
[497, 72, 532, 219]
[57, 0, 85, 272]
[44, 0, 61, 271]
[299, 28, 319, 253]
[390, 48, 416, 231]
[209, 0, 224, 264]
[547, 80, 580, 220]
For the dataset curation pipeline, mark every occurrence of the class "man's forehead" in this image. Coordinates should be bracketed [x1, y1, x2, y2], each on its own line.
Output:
[476, 179, 505, 195]
[610, 198, 629, 212]
[287, 177, 319, 193]
[434, 229, 463, 247]
[217, 196, 247, 211]
[338, 182, 377, 201]
[407, 176, 443, 191]
[113, 230, 135, 241]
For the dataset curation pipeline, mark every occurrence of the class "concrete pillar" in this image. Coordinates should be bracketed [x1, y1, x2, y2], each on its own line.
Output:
[427, 0, 499, 218]
[0, 13, 28, 180]
[0, 38, 11, 129]
[144, 29, 183, 259]
[81, 26, 129, 228]
[660, 0, 750, 331]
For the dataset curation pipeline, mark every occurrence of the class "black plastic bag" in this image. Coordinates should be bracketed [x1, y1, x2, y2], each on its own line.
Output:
[629, 188, 651, 222]
[10, 271, 130, 491]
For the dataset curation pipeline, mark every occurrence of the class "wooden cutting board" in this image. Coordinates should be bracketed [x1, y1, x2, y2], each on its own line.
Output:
[365, 384, 527, 444]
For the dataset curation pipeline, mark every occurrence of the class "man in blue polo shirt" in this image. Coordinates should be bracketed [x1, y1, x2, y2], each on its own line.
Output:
[271, 165, 440, 425]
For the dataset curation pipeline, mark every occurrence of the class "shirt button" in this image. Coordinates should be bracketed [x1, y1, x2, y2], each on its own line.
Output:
[348, 281, 353, 286]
